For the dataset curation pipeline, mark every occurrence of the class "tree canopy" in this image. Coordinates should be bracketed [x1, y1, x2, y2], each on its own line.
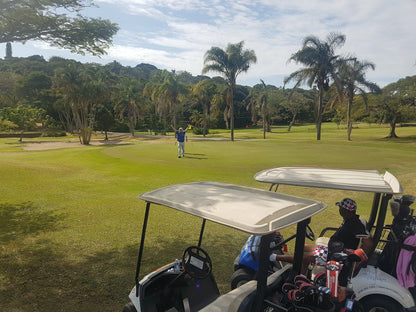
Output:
[0, 0, 119, 56]
[285, 32, 346, 140]
[202, 41, 257, 141]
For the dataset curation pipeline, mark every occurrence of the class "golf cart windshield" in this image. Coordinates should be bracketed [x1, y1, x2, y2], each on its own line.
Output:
[139, 181, 327, 235]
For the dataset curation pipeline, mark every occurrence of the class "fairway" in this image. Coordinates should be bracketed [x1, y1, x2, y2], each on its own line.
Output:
[1, 124, 416, 312]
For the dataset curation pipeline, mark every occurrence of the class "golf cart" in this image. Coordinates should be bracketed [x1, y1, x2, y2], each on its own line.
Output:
[254, 167, 416, 312]
[123, 181, 330, 312]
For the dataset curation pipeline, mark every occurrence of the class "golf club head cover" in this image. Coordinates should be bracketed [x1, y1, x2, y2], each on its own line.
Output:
[287, 289, 305, 302]
[294, 274, 310, 284]
[353, 248, 368, 262]
[298, 282, 317, 295]
[314, 271, 326, 287]
[282, 282, 296, 294]
[325, 260, 341, 297]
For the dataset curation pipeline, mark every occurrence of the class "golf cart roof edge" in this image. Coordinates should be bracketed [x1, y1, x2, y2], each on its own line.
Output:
[138, 181, 327, 235]
[254, 167, 403, 194]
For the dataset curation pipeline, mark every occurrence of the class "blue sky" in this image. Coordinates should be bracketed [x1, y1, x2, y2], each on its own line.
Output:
[2, 0, 416, 88]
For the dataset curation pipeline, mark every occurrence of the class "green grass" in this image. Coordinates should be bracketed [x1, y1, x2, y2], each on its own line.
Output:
[1, 123, 416, 311]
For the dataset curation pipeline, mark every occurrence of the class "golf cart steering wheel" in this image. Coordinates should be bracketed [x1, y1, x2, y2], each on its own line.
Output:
[182, 246, 212, 279]
[306, 225, 316, 241]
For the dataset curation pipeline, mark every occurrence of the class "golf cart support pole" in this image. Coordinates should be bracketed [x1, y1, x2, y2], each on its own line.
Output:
[135, 202, 151, 297]
[269, 183, 279, 192]
[293, 218, 310, 275]
[372, 194, 392, 249]
[367, 193, 381, 231]
[198, 219, 206, 247]
[252, 232, 275, 312]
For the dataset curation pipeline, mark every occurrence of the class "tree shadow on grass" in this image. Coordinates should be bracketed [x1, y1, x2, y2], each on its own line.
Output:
[0, 227, 247, 312]
[0, 202, 63, 243]
[375, 134, 416, 143]
[0, 211, 244, 312]
[0, 233, 205, 312]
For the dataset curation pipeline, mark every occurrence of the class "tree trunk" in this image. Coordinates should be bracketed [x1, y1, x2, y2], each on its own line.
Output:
[262, 110, 266, 139]
[288, 113, 297, 132]
[80, 127, 91, 145]
[316, 85, 324, 141]
[128, 117, 135, 136]
[229, 86, 234, 141]
[223, 108, 229, 130]
[203, 103, 208, 137]
[388, 117, 398, 138]
[347, 92, 353, 141]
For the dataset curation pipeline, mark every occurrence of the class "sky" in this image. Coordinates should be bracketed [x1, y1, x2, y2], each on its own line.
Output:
[2, 0, 416, 88]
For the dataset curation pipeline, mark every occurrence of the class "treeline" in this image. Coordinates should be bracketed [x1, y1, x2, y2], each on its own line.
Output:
[0, 55, 415, 143]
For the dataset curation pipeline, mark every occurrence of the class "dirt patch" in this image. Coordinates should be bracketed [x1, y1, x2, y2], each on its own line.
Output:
[21, 139, 126, 151]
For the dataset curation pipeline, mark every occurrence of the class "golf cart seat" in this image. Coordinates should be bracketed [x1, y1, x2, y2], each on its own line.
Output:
[200, 265, 293, 312]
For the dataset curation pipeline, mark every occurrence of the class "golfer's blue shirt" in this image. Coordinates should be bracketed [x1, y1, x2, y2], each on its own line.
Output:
[176, 131, 186, 142]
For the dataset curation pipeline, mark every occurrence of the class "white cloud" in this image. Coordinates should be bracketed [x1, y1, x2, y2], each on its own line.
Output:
[20, 0, 416, 87]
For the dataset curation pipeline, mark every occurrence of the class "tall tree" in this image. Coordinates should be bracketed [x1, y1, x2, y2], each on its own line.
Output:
[202, 41, 257, 141]
[143, 71, 188, 134]
[0, 71, 21, 108]
[0, 106, 50, 142]
[114, 78, 143, 136]
[210, 83, 229, 129]
[245, 80, 272, 139]
[282, 90, 311, 132]
[337, 58, 381, 140]
[369, 76, 416, 138]
[0, 0, 119, 56]
[95, 104, 115, 141]
[258, 80, 269, 139]
[53, 64, 107, 144]
[192, 79, 216, 136]
[285, 32, 346, 140]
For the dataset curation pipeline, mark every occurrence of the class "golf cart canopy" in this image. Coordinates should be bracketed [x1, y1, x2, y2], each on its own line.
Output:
[254, 167, 403, 194]
[139, 181, 327, 235]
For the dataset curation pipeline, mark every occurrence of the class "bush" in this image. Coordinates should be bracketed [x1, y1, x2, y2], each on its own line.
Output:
[191, 127, 209, 135]
[0, 119, 18, 131]
[41, 130, 66, 137]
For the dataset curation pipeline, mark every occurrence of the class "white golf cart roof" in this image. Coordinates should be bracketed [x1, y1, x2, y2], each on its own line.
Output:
[139, 181, 327, 235]
[254, 167, 403, 194]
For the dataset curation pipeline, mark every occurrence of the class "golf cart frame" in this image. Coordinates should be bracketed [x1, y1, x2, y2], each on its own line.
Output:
[254, 167, 416, 311]
[127, 181, 327, 312]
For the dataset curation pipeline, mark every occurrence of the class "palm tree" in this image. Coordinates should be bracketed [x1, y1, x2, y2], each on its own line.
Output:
[285, 32, 346, 140]
[337, 59, 381, 140]
[210, 83, 229, 129]
[202, 41, 257, 141]
[258, 80, 269, 139]
[54, 64, 106, 144]
[114, 78, 143, 136]
[245, 80, 270, 139]
[143, 72, 188, 134]
[192, 79, 216, 137]
[157, 74, 188, 129]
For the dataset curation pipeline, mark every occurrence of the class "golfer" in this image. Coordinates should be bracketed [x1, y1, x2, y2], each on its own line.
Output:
[171, 124, 190, 158]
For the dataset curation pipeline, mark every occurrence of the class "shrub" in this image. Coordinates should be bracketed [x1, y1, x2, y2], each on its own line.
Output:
[191, 127, 209, 135]
[41, 130, 66, 137]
